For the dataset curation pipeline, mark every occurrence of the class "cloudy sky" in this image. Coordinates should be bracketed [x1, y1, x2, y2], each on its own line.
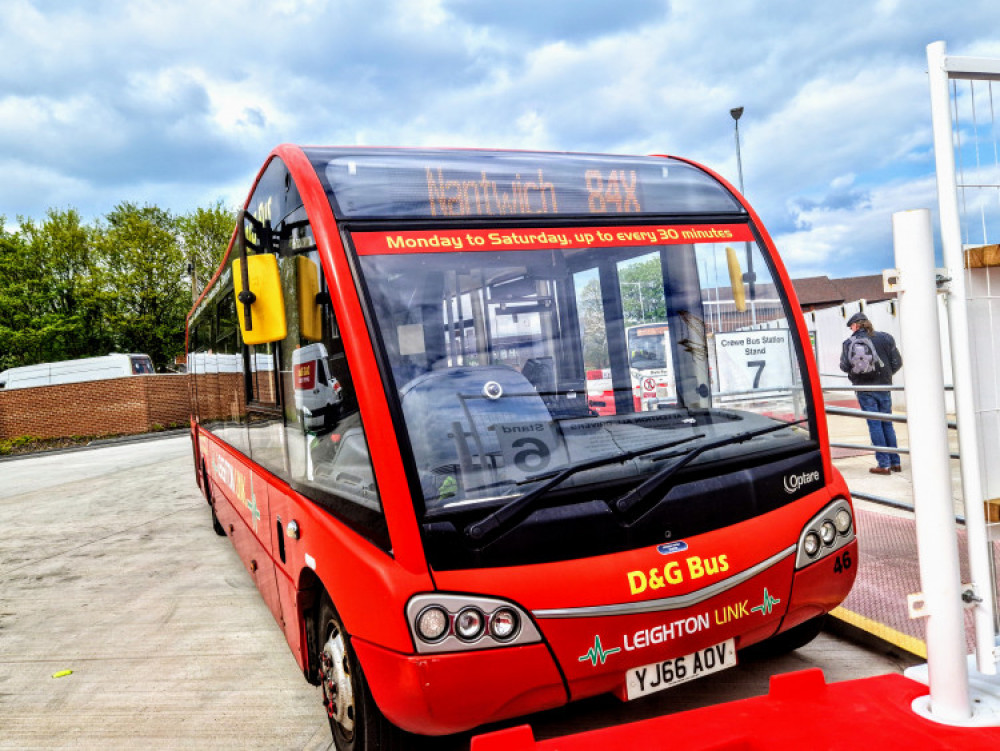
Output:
[1, 0, 998, 278]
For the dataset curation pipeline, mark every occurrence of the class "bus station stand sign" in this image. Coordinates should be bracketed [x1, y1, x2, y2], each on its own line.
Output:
[471, 668, 1000, 750]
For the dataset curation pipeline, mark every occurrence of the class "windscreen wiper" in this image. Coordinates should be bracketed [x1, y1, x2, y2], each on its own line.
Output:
[463, 433, 706, 545]
[612, 418, 809, 519]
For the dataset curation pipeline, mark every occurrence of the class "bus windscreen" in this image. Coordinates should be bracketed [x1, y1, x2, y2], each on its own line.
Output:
[354, 222, 814, 566]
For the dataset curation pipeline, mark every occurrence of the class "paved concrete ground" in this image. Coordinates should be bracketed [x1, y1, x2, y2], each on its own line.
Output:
[0, 439, 331, 750]
[0, 435, 920, 750]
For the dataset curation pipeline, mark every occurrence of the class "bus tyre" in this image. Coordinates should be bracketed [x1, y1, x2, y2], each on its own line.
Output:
[317, 595, 408, 751]
[202, 463, 226, 537]
[211, 506, 226, 536]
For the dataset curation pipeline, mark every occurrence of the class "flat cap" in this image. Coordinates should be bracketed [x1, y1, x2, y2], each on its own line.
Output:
[846, 312, 868, 327]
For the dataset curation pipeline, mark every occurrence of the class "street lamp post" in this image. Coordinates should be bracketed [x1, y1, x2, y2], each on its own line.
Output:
[730, 106, 756, 324]
[730, 106, 745, 195]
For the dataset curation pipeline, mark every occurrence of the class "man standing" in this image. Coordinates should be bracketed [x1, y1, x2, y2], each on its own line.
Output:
[840, 312, 904, 475]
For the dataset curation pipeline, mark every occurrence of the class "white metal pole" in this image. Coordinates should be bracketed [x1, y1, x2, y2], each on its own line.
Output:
[927, 40, 997, 676]
[894, 208, 971, 722]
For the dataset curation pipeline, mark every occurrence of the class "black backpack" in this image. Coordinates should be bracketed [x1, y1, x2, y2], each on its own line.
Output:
[846, 334, 884, 376]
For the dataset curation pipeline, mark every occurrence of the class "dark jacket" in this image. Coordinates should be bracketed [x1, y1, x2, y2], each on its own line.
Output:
[839, 329, 902, 386]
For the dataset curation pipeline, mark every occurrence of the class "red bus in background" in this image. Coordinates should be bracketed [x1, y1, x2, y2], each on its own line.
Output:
[587, 322, 679, 415]
[186, 146, 857, 749]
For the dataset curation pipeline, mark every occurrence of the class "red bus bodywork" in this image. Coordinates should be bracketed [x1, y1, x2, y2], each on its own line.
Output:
[187, 145, 857, 740]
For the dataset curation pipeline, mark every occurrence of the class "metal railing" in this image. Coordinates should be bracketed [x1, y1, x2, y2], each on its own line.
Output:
[822, 382, 960, 509]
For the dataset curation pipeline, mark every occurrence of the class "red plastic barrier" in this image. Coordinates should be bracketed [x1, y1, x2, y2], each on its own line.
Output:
[471, 669, 1000, 750]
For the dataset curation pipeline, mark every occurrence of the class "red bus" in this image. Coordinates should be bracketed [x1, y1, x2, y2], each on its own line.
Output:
[187, 146, 857, 748]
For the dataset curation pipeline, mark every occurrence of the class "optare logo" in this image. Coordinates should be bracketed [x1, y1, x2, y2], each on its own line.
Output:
[783, 470, 820, 494]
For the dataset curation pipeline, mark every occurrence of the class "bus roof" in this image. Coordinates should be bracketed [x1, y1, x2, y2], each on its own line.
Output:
[300, 147, 746, 221]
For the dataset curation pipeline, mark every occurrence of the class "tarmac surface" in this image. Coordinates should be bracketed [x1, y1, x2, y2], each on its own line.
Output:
[0, 426, 931, 750]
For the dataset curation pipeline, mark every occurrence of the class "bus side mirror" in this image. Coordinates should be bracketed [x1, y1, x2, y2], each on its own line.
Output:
[233, 254, 287, 344]
[297, 255, 323, 342]
[726, 246, 747, 313]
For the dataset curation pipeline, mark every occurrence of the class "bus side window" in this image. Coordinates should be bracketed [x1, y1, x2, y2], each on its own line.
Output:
[191, 288, 250, 456]
[216, 289, 250, 455]
[249, 343, 279, 406]
[188, 318, 212, 424]
[278, 225, 382, 523]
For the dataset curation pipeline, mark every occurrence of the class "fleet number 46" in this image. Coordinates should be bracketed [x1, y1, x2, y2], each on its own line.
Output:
[833, 550, 853, 574]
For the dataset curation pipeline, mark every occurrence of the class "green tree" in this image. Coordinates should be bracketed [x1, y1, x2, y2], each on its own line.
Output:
[576, 258, 670, 371]
[31, 209, 109, 358]
[618, 257, 667, 326]
[0, 217, 34, 370]
[0, 202, 238, 373]
[0, 210, 109, 369]
[577, 277, 609, 370]
[178, 201, 236, 302]
[95, 203, 189, 369]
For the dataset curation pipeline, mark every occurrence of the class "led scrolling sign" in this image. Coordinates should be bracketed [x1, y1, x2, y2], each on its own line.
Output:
[317, 150, 744, 220]
[424, 167, 641, 217]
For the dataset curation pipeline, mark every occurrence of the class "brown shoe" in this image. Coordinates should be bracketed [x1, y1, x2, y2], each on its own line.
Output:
[869, 467, 891, 475]
[891, 465, 902, 473]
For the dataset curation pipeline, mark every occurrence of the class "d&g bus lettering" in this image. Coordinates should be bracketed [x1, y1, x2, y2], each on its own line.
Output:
[627, 554, 730, 595]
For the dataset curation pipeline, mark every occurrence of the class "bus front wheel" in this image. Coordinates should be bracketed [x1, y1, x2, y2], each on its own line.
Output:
[317, 595, 408, 751]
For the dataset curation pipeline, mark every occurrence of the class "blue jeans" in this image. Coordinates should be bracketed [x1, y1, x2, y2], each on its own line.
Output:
[857, 390, 899, 469]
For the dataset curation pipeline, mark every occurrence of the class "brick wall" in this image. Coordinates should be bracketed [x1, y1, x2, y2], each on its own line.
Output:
[0, 374, 205, 440]
[190, 372, 246, 426]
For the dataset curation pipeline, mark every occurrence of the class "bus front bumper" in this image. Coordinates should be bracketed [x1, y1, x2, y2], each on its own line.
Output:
[351, 637, 567, 736]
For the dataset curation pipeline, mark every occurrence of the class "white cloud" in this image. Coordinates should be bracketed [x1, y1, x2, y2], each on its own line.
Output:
[776, 174, 942, 276]
[0, 0, 998, 278]
[0, 157, 94, 218]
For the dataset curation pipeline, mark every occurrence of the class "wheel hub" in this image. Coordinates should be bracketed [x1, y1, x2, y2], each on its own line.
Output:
[320, 623, 356, 735]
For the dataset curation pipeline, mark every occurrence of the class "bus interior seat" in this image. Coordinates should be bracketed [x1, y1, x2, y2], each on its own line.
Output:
[522, 357, 590, 418]
[522, 357, 555, 394]
[399, 365, 552, 484]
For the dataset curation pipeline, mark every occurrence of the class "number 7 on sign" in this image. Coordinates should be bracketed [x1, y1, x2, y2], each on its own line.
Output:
[747, 360, 766, 389]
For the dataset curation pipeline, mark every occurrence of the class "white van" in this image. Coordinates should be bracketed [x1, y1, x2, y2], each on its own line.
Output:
[291, 343, 342, 431]
[0, 353, 154, 390]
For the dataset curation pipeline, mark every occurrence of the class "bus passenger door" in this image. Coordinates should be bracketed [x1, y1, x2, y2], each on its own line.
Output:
[250, 473, 284, 626]
[265, 484, 307, 665]
[206, 441, 285, 628]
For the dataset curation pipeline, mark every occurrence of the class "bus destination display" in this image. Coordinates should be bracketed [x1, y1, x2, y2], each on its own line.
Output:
[312, 148, 744, 219]
[425, 166, 641, 217]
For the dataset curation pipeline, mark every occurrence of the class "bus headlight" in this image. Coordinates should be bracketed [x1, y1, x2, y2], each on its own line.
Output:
[455, 608, 485, 641]
[795, 498, 855, 569]
[803, 532, 821, 558]
[490, 608, 520, 641]
[820, 520, 837, 545]
[415, 606, 449, 642]
[406, 595, 540, 654]
[834, 508, 853, 534]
